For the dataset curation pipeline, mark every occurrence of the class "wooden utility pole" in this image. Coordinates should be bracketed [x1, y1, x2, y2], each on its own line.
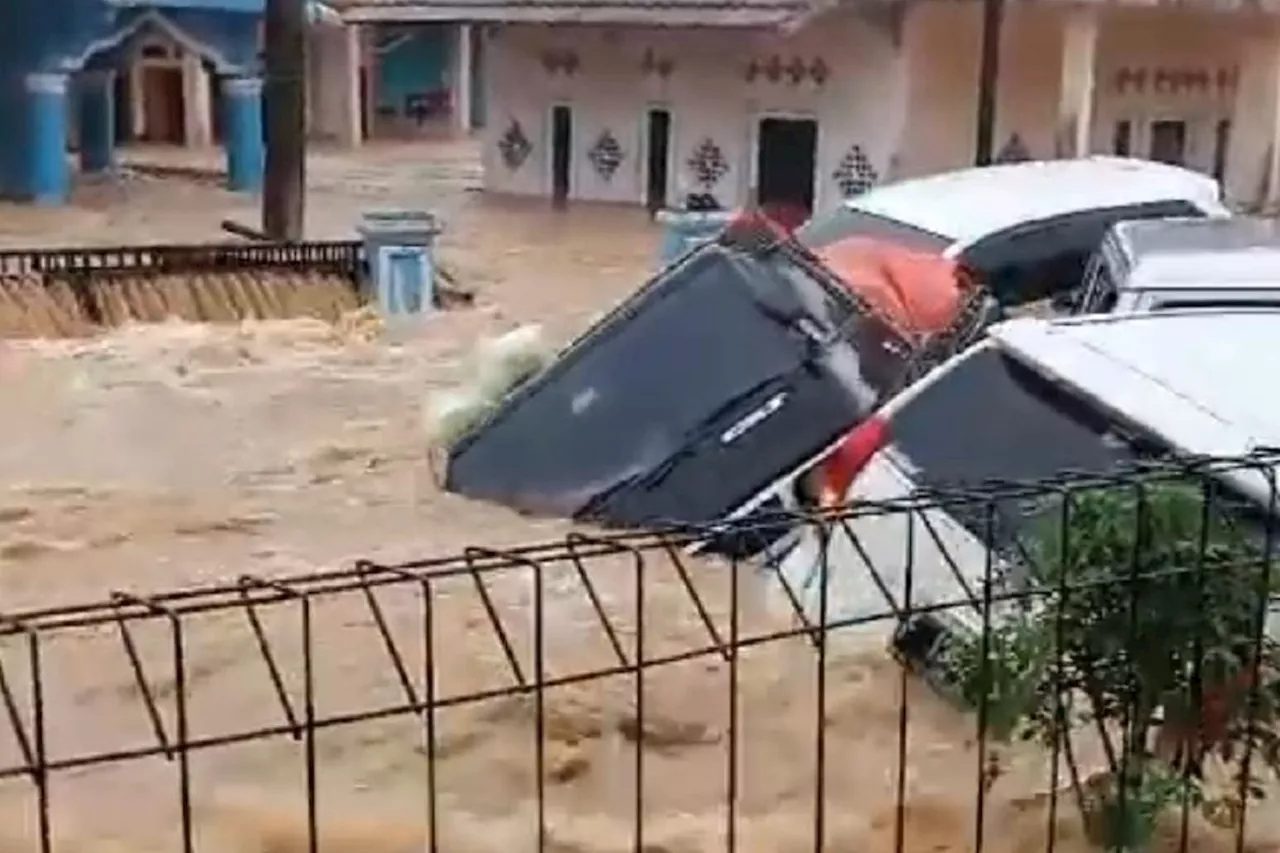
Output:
[262, 0, 307, 240]
[973, 0, 1006, 166]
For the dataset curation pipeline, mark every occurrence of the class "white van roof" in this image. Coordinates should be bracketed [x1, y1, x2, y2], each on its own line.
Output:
[1111, 217, 1280, 292]
[991, 311, 1280, 497]
[846, 157, 1227, 250]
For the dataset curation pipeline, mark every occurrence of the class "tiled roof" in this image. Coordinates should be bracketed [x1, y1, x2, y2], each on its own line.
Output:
[335, 0, 814, 27]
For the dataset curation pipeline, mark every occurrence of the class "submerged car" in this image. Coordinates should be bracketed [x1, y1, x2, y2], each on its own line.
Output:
[760, 309, 1280, 679]
[443, 218, 988, 543]
[797, 157, 1230, 308]
[1071, 215, 1280, 314]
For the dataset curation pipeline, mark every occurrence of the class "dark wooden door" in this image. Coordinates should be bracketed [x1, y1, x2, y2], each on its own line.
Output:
[142, 66, 185, 144]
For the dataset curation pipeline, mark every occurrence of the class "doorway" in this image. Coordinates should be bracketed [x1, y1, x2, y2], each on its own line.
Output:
[1148, 119, 1188, 166]
[113, 72, 132, 144]
[359, 66, 370, 141]
[551, 105, 573, 203]
[644, 108, 671, 212]
[1213, 119, 1231, 181]
[208, 65, 226, 144]
[141, 66, 185, 144]
[756, 117, 817, 214]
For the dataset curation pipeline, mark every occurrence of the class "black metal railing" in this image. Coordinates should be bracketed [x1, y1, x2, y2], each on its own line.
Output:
[2, 453, 1279, 853]
[0, 240, 364, 280]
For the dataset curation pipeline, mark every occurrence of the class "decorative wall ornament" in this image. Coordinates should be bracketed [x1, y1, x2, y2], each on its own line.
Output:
[809, 58, 829, 86]
[640, 47, 674, 79]
[745, 55, 830, 86]
[1112, 65, 1237, 96]
[588, 130, 625, 181]
[498, 120, 533, 171]
[765, 55, 784, 83]
[687, 138, 729, 189]
[996, 133, 1031, 163]
[541, 48, 581, 76]
[833, 145, 878, 197]
[785, 56, 807, 85]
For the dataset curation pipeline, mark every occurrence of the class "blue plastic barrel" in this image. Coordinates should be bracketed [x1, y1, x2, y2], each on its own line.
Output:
[655, 210, 736, 268]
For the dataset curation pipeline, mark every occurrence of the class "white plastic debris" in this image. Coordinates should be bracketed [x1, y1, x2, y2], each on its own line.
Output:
[471, 324, 551, 401]
[424, 387, 494, 451]
[425, 324, 553, 452]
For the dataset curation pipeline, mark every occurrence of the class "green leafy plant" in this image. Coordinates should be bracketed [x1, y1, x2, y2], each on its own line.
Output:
[940, 480, 1280, 851]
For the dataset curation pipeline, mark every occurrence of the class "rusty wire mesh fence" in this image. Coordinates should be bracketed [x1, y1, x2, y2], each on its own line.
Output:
[2, 453, 1280, 853]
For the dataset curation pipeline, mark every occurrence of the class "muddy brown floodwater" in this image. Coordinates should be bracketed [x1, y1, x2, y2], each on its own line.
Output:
[0, 146, 1278, 853]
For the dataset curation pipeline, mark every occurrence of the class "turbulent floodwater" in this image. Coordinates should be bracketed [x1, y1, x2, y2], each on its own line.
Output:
[0, 166, 1276, 853]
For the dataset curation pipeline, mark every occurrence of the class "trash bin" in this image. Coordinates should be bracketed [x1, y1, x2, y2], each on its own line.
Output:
[655, 209, 735, 267]
[358, 210, 442, 315]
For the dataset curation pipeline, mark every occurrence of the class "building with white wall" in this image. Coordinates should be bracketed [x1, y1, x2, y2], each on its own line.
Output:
[331, 0, 1280, 214]
[116, 15, 366, 149]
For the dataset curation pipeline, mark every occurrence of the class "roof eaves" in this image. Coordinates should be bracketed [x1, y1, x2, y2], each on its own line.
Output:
[339, 0, 808, 26]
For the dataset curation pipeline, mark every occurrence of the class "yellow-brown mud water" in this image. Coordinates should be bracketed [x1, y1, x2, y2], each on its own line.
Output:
[0, 271, 361, 339]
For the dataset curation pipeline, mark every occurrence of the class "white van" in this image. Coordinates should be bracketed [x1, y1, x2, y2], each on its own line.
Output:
[765, 310, 1280, 659]
[797, 157, 1230, 308]
[1073, 216, 1280, 314]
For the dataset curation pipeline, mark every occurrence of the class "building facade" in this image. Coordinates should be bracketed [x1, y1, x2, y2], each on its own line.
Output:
[325, 3, 485, 143]
[333, 0, 1280, 214]
[111, 14, 367, 150]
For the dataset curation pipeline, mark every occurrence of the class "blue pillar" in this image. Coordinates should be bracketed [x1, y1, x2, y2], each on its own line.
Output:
[26, 72, 70, 206]
[77, 71, 116, 174]
[221, 75, 264, 193]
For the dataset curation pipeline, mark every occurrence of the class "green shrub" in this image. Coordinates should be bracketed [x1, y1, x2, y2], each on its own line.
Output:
[940, 480, 1280, 851]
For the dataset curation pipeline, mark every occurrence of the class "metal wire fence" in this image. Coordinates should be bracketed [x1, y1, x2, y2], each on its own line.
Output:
[2, 453, 1279, 853]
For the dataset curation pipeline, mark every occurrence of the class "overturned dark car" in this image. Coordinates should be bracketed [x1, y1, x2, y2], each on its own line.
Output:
[442, 218, 993, 552]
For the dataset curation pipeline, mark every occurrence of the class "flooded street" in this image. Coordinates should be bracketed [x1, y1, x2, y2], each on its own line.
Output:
[0, 144, 1274, 853]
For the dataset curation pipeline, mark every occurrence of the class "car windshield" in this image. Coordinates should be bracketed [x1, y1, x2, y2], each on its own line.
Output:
[888, 348, 1162, 562]
[888, 347, 1280, 572]
[796, 207, 953, 254]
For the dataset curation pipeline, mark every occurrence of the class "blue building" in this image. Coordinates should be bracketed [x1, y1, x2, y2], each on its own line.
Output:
[0, 0, 267, 205]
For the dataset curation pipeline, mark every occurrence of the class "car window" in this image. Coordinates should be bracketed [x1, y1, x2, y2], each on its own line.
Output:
[886, 347, 1279, 574]
[795, 207, 953, 254]
[960, 200, 1207, 306]
[887, 348, 1167, 561]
